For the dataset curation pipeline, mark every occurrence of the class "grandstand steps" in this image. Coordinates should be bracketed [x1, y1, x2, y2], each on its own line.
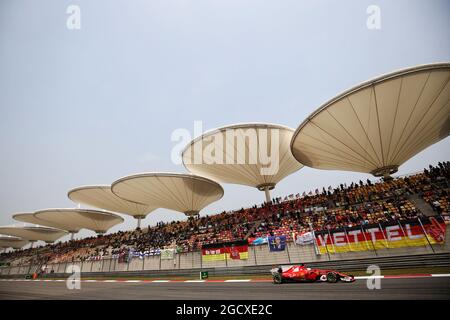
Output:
[409, 194, 435, 217]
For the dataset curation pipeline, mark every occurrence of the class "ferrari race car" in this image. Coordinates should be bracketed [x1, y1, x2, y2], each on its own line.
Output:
[270, 264, 355, 284]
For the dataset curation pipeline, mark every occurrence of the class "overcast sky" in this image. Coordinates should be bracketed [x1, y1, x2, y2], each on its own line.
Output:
[0, 0, 449, 246]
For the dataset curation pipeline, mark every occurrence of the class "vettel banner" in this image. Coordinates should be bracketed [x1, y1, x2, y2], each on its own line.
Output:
[314, 216, 446, 254]
[201, 240, 249, 261]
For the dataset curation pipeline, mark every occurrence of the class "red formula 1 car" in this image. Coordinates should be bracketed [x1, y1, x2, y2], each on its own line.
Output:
[270, 264, 355, 284]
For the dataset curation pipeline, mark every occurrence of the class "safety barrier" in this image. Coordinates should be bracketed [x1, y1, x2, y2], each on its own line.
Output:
[1, 225, 449, 277]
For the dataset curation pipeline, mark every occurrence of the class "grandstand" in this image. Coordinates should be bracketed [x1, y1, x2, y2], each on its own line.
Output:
[0, 162, 448, 268]
[0, 63, 448, 277]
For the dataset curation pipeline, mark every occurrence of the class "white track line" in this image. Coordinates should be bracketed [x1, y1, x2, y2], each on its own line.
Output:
[354, 276, 384, 280]
[224, 279, 251, 282]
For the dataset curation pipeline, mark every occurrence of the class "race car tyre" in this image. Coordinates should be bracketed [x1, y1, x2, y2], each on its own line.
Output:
[326, 272, 338, 283]
[273, 273, 283, 284]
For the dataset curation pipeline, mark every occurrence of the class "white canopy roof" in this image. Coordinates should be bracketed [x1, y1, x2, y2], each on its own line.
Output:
[0, 226, 68, 243]
[0, 235, 29, 249]
[111, 172, 224, 216]
[68, 185, 157, 219]
[291, 63, 450, 177]
[13, 212, 51, 227]
[34, 208, 124, 234]
[182, 123, 303, 191]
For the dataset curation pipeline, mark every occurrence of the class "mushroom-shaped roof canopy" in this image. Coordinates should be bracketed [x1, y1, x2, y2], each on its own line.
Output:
[12, 212, 67, 230]
[68, 185, 157, 219]
[14, 212, 80, 233]
[111, 172, 224, 216]
[182, 123, 303, 191]
[12, 212, 47, 226]
[34, 208, 124, 234]
[0, 226, 68, 243]
[0, 235, 29, 249]
[291, 63, 450, 177]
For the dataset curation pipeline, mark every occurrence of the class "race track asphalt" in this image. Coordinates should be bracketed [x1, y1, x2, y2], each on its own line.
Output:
[0, 277, 449, 300]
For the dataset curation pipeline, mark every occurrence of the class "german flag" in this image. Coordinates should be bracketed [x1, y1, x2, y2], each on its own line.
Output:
[201, 240, 249, 261]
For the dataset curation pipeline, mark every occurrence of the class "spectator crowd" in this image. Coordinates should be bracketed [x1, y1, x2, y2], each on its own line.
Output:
[1, 162, 449, 266]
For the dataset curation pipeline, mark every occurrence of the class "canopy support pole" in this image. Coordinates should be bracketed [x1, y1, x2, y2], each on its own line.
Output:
[264, 187, 271, 203]
[137, 217, 142, 229]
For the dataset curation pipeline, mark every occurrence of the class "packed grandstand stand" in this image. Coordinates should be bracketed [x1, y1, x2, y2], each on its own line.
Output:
[1, 162, 449, 267]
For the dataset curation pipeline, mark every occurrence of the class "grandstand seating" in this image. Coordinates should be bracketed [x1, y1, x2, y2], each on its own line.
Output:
[1, 161, 448, 266]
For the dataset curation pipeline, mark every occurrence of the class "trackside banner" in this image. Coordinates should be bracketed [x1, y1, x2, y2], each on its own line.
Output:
[160, 249, 175, 260]
[314, 216, 446, 254]
[201, 240, 249, 261]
